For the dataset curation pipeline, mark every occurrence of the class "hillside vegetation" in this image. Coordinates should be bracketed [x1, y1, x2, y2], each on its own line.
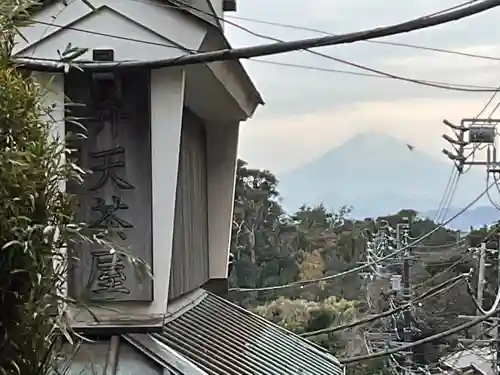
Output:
[229, 159, 498, 369]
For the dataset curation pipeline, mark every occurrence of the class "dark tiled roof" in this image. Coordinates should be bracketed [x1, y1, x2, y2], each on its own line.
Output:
[152, 291, 344, 375]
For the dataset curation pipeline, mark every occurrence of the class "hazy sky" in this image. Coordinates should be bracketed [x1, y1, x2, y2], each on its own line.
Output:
[225, 0, 500, 173]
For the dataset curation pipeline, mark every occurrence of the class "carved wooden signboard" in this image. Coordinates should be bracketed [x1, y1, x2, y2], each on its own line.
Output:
[66, 70, 153, 302]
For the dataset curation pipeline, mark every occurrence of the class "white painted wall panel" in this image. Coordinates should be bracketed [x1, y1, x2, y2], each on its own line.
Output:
[150, 67, 186, 310]
[18, 7, 187, 62]
[206, 122, 240, 279]
[117, 342, 163, 375]
[14, 0, 207, 60]
[209, 0, 224, 17]
[62, 342, 108, 374]
[31, 72, 69, 317]
[64, 67, 186, 329]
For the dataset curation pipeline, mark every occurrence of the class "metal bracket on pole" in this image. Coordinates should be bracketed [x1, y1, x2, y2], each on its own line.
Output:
[442, 118, 500, 173]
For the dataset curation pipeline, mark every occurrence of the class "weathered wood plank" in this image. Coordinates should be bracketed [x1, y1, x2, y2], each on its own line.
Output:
[66, 69, 153, 302]
[168, 109, 209, 299]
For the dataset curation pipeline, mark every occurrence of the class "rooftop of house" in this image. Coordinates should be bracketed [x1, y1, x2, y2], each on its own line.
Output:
[442, 347, 494, 375]
[33, 0, 236, 13]
[127, 289, 344, 375]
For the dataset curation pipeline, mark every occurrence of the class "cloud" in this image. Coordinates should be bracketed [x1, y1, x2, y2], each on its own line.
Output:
[240, 50, 499, 120]
[382, 44, 500, 72]
[229, 0, 500, 173]
[239, 97, 489, 173]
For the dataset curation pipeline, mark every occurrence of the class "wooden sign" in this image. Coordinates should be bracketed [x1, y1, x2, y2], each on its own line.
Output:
[66, 70, 153, 302]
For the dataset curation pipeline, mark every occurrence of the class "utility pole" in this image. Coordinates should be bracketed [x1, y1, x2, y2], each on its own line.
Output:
[476, 242, 486, 338]
[442, 118, 500, 173]
[441, 115, 500, 374]
[398, 217, 413, 375]
[496, 234, 500, 375]
[362, 222, 403, 372]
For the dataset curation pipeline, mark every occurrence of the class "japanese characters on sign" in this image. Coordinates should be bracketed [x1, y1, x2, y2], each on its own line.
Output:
[69, 72, 153, 302]
[87, 80, 136, 298]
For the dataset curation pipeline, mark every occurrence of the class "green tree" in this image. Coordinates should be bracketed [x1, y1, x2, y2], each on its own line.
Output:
[253, 296, 360, 355]
[0, 3, 85, 372]
[0, 2, 148, 373]
[229, 159, 299, 305]
[229, 161, 494, 370]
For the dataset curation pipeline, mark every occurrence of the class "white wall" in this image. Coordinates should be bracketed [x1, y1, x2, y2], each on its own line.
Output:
[209, 0, 224, 17]
[21, 0, 257, 327]
[14, 0, 206, 62]
[150, 67, 185, 314]
[206, 122, 240, 279]
[69, 67, 185, 328]
[32, 67, 186, 329]
[32, 72, 68, 312]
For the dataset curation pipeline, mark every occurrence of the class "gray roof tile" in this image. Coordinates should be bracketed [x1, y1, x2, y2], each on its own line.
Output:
[152, 291, 344, 375]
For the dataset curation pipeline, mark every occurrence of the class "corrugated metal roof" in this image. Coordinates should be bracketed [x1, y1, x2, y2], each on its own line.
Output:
[151, 290, 343, 375]
[442, 348, 494, 375]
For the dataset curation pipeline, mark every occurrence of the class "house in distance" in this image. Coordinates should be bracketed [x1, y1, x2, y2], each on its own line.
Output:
[15, 0, 345, 374]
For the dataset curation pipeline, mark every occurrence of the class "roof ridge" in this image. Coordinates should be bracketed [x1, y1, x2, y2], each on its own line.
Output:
[205, 290, 342, 364]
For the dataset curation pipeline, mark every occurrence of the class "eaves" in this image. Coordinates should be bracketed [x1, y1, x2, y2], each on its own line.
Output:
[168, 0, 264, 112]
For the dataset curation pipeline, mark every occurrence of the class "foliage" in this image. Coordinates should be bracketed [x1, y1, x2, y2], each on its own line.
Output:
[0, 4, 78, 374]
[253, 296, 359, 355]
[229, 159, 495, 372]
[0, 2, 149, 373]
[349, 358, 393, 375]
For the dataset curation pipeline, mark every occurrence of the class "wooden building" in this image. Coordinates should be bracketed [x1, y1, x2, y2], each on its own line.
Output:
[15, 0, 345, 373]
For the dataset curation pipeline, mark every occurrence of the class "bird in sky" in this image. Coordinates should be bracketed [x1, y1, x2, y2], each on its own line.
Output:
[406, 144, 415, 151]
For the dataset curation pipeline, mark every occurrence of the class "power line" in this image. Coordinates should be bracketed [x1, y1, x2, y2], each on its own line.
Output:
[437, 77, 500, 222]
[226, 11, 500, 63]
[433, 171, 460, 224]
[340, 228, 500, 365]
[215, 9, 500, 93]
[339, 285, 500, 364]
[23, 10, 500, 92]
[29, 19, 198, 53]
[301, 273, 468, 337]
[24, 19, 500, 92]
[229, 181, 496, 293]
[168, 0, 500, 93]
[413, 252, 471, 290]
[414, 239, 467, 248]
[56, 0, 500, 64]
[250, 59, 499, 90]
[17, 0, 500, 71]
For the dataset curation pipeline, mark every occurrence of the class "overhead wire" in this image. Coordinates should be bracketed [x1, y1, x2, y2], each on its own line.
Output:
[243, 59, 499, 90]
[130, 0, 500, 93]
[414, 239, 467, 248]
[433, 78, 500, 224]
[429, 52, 500, 222]
[35, 0, 500, 66]
[412, 252, 472, 290]
[338, 283, 500, 364]
[422, 0, 485, 17]
[435, 172, 460, 224]
[301, 273, 469, 337]
[486, 169, 500, 210]
[17, 0, 500, 70]
[224, 5, 500, 63]
[22, 24, 500, 90]
[229, 180, 495, 293]
[344, 226, 500, 365]
[484, 102, 500, 209]
[22, 3, 500, 92]
[433, 171, 460, 224]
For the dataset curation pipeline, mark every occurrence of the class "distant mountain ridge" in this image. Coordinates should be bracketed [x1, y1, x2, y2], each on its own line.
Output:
[422, 206, 499, 230]
[277, 131, 494, 229]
